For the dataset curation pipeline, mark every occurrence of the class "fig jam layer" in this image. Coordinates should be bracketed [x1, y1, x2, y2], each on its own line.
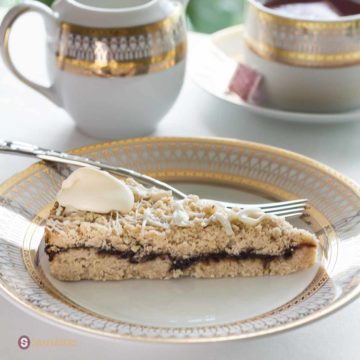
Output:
[45, 244, 316, 271]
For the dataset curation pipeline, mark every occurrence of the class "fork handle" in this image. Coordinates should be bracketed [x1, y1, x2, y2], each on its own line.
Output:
[0, 140, 187, 199]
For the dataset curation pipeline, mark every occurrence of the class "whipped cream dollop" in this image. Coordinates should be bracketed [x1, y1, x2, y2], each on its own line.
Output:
[56, 167, 134, 214]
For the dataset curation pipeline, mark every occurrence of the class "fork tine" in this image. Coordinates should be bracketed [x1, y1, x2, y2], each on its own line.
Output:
[262, 203, 307, 213]
[201, 198, 308, 219]
[268, 208, 306, 217]
[273, 211, 304, 218]
[256, 199, 308, 209]
[205, 199, 308, 211]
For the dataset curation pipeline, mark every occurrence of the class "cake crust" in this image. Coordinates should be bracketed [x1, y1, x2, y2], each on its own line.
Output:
[48, 246, 316, 281]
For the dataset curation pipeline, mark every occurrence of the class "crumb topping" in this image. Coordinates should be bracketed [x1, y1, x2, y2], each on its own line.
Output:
[45, 177, 317, 258]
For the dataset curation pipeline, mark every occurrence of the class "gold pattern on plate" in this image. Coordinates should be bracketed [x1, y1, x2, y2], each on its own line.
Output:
[0, 137, 359, 343]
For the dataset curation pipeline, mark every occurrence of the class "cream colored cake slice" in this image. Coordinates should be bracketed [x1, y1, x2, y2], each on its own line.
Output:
[44, 170, 318, 281]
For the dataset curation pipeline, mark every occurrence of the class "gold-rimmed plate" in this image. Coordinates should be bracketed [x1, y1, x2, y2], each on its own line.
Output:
[0, 137, 359, 342]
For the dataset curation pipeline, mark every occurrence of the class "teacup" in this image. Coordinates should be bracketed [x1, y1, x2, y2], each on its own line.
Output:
[243, 0, 360, 113]
[0, 0, 188, 138]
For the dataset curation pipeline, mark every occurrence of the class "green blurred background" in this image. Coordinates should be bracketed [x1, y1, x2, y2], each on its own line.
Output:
[0, 0, 245, 33]
[187, 0, 245, 33]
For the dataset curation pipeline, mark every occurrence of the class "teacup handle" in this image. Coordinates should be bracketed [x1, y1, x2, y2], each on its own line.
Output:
[0, 1, 61, 106]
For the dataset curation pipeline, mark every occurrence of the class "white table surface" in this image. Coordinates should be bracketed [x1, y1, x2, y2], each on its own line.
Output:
[0, 12, 359, 360]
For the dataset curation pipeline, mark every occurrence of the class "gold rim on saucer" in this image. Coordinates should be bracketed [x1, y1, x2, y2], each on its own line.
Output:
[0, 137, 359, 342]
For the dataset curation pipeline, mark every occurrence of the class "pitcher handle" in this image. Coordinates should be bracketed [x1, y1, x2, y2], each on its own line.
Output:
[0, 1, 61, 106]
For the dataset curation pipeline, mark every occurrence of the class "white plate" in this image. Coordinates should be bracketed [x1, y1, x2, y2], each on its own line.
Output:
[189, 26, 360, 124]
[0, 137, 359, 342]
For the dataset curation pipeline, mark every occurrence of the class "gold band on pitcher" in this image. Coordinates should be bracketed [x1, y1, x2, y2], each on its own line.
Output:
[57, 42, 187, 77]
[56, 9, 187, 77]
[245, 2, 360, 68]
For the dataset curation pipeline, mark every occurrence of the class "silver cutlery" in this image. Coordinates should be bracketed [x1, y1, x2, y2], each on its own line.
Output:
[0, 140, 307, 217]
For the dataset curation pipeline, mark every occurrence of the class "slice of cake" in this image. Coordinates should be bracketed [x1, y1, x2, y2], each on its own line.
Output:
[44, 167, 317, 281]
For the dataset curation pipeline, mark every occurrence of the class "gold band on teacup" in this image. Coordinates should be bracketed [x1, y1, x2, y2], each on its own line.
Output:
[56, 10, 186, 77]
[244, 2, 360, 68]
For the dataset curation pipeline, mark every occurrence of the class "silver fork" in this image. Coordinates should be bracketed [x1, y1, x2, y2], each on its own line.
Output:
[0, 140, 307, 218]
[203, 198, 307, 218]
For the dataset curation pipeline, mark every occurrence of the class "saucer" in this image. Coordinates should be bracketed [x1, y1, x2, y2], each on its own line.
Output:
[189, 26, 360, 124]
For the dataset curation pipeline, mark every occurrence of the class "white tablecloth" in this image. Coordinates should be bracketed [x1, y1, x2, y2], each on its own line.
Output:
[0, 13, 359, 360]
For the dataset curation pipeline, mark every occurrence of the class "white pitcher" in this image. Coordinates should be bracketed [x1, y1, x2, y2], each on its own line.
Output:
[0, 0, 188, 139]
